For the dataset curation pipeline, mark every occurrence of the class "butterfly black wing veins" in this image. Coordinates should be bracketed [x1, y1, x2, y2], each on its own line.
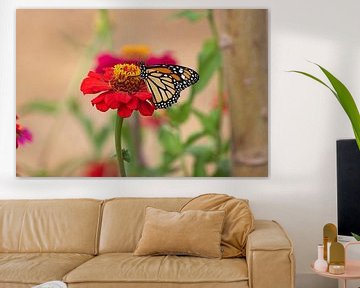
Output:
[140, 63, 199, 109]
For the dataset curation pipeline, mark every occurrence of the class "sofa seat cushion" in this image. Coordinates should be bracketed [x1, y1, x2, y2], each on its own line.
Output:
[0, 253, 93, 285]
[64, 253, 248, 285]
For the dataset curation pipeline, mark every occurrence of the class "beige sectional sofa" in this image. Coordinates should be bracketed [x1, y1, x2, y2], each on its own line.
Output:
[0, 198, 295, 288]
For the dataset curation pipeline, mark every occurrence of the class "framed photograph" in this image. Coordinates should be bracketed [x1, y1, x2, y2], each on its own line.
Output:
[16, 9, 268, 177]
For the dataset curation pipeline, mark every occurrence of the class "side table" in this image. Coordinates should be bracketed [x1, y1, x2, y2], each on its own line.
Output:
[311, 242, 360, 288]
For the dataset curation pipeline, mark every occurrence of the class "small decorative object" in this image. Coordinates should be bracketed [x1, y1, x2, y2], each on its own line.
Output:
[323, 223, 337, 261]
[329, 242, 345, 275]
[328, 264, 345, 275]
[314, 244, 328, 272]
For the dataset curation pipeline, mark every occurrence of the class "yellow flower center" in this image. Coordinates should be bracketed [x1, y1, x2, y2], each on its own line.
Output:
[120, 44, 150, 61]
[111, 64, 142, 93]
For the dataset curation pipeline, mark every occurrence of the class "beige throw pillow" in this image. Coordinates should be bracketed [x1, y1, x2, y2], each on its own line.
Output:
[134, 207, 225, 258]
[181, 194, 255, 258]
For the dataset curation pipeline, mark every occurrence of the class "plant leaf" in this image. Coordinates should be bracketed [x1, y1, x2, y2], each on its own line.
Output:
[122, 149, 131, 163]
[316, 64, 360, 150]
[20, 100, 60, 115]
[186, 145, 215, 177]
[166, 102, 191, 126]
[351, 232, 360, 241]
[186, 145, 215, 162]
[289, 70, 337, 98]
[184, 131, 207, 147]
[290, 64, 360, 150]
[193, 157, 207, 176]
[192, 38, 222, 96]
[213, 158, 231, 177]
[159, 127, 183, 157]
[193, 109, 220, 137]
[173, 10, 208, 22]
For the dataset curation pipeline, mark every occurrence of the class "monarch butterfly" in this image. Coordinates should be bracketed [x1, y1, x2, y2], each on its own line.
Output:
[140, 62, 199, 109]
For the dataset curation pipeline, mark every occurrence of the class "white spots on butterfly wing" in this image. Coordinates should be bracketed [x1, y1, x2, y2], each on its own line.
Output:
[142, 64, 199, 109]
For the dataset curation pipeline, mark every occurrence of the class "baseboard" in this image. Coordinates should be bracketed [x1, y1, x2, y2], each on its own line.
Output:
[296, 273, 337, 288]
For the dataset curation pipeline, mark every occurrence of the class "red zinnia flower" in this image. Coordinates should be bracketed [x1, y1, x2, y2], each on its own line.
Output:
[16, 116, 32, 148]
[80, 63, 155, 118]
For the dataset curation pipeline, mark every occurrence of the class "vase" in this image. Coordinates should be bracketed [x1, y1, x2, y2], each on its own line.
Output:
[314, 244, 328, 272]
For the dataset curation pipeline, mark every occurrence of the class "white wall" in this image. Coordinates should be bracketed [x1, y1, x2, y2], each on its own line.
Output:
[1, 1, 359, 287]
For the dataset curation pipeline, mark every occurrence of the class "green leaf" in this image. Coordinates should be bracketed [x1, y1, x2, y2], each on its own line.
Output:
[173, 10, 208, 22]
[184, 131, 207, 147]
[159, 127, 183, 157]
[186, 145, 215, 162]
[186, 145, 215, 177]
[213, 158, 231, 177]
[20, 100, 60, 115]
[192, 38, 222, 96]
[122, 149, 131, 163]
[290, 64, 360, 150]
[289, 70, 337, 98]
[166, 102, 191, 126]
[193, 109, 220, 137]
[193, 157, 207, 176]
[316, 64, 360, 150]
[67, 97, 80, 113]
[221, 139, 230, 153]
[352, 232, 360, 241]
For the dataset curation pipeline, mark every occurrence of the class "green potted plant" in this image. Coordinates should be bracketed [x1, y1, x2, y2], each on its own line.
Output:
[291, 63, 360, 241]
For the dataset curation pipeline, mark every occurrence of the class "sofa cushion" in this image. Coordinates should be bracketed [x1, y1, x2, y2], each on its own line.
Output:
[0, 199, 102, 254]
[134, 207, 225, 258]
[0, 253, 93, 285]
[99, 198, 190, 253]
[181, 194, 254, 258]
[63, 253, 248, 285]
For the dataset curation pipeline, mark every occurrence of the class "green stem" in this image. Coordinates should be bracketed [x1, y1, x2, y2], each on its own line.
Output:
[115, 116, 126, 177]
[207, 10, 219, 41]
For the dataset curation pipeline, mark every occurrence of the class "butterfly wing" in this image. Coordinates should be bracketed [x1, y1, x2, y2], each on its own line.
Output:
[140, 64, 199, 109]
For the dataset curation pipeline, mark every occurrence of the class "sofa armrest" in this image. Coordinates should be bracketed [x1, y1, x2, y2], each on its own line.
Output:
[246, 220, 295, 288]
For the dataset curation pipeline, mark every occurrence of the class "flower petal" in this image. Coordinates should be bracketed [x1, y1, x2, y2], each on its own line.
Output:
[127, 97, 139, 110]
[138, 100, 155, 116]
[91, 94, 110, 112]
[146, 52, 177, 65]
[117, 105, 133, 118]
[95, 53, 124, 73]
[135, 91, 153, 101]
[80, 72, 110, 94]
[101, 91, 132, 110]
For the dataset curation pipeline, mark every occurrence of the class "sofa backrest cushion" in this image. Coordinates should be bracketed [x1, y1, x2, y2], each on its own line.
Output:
[99, 198, 189, 253]
[0, 199, 102, 254]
